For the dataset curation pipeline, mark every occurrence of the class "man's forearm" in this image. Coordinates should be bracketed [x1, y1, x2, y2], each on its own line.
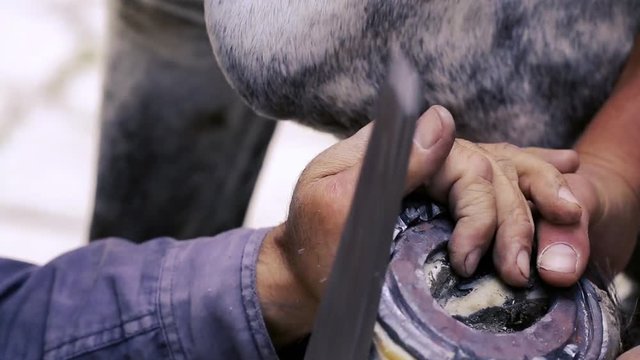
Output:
[572, 35, 640, 271]
[575, 35, 640, 203]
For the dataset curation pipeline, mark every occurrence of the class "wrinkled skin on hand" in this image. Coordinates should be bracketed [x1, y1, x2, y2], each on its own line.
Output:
[259, 105, 456, 347]
[426, 140, 584, 287]
[257, 105, 611, 348]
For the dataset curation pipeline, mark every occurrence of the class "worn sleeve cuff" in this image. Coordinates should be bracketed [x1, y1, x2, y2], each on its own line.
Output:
[159, 227, 278, 359]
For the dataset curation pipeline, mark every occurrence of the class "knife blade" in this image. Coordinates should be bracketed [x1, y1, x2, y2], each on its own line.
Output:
[304, 48, 422, 360]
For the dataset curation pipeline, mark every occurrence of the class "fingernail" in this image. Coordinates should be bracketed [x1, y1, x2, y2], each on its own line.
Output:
[414, 106, 446, 150]
[464, 248, 482, 276]
[433, 105, 453, 124]
[516, 249, 530, 280]
[558, 187, 581, 207]
[537, 243, 578, 274]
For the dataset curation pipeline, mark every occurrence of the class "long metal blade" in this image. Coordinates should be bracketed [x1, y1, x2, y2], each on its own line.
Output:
[304, 49, 422, 360]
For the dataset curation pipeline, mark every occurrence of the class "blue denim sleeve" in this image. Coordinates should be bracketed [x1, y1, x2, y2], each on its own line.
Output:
[0, 228, 278, 360]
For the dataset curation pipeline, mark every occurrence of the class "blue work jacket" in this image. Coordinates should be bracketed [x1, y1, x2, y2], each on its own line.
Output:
[0, 228, 278, 359]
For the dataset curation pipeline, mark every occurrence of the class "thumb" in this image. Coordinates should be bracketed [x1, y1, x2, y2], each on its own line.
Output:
[301, 105, 455, 188]
[405, 105, 456, 191]
[535, 174, 594, 287]
[523, 147, 580, 173]
[300, 124, 373, 181]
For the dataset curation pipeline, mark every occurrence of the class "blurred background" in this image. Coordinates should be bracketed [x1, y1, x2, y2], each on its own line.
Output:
[0, 0, 336, 264]
[0, 0, 105, 264]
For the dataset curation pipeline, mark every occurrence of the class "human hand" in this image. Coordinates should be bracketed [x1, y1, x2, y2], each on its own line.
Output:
[257, 105, 591, 348]
[418, 139, 586, 287]
[422, 138, 639, 289]
[529, 150, 640, 289]
[257, 105, 456, 346]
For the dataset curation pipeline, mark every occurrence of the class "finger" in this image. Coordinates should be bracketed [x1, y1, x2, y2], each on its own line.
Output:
[404, 105, 456, 191]
[485, 149, 535, 287]
[483, 143, 582, 224]
[327, 104, 456, 202]
[443, 141, 534, 286]
[305, 104, 456, 186]
[427, 141, 497, 278]
[535, 213, 589, 287]
[536, 176, 592, 287]
[522, 147, 580, 173]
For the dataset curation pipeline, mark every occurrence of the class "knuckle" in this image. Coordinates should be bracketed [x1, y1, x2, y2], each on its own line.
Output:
[494, 156, 518, 181]
[527, 162, 565, 191]
[466, 152, 494, 180]
[464, 180, 495, 199]
[505, 207, 534, 234]
[565, 149, 580, 164]
[455, 138, 475, 148]
[496, 142, 520, 154]
[458, 212, 496, 230]
[533, 165, 566, 189]
[513, 210, 534, 229]
[453, 179, 494, 205]
[537, 155, 560, 171]
[482, 142, 520, 156]
[298, 176, 344, 213]
[454, 185, 496, 220]
[551, 170, 568, 185]
[320, 175, 353, 205]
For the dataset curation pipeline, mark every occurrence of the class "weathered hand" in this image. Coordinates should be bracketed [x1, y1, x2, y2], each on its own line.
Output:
[257, 105, 593, 347]
[422, 138, 639, 289]
[426, 140, 585, 287]
[257, 105, 456, 346]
